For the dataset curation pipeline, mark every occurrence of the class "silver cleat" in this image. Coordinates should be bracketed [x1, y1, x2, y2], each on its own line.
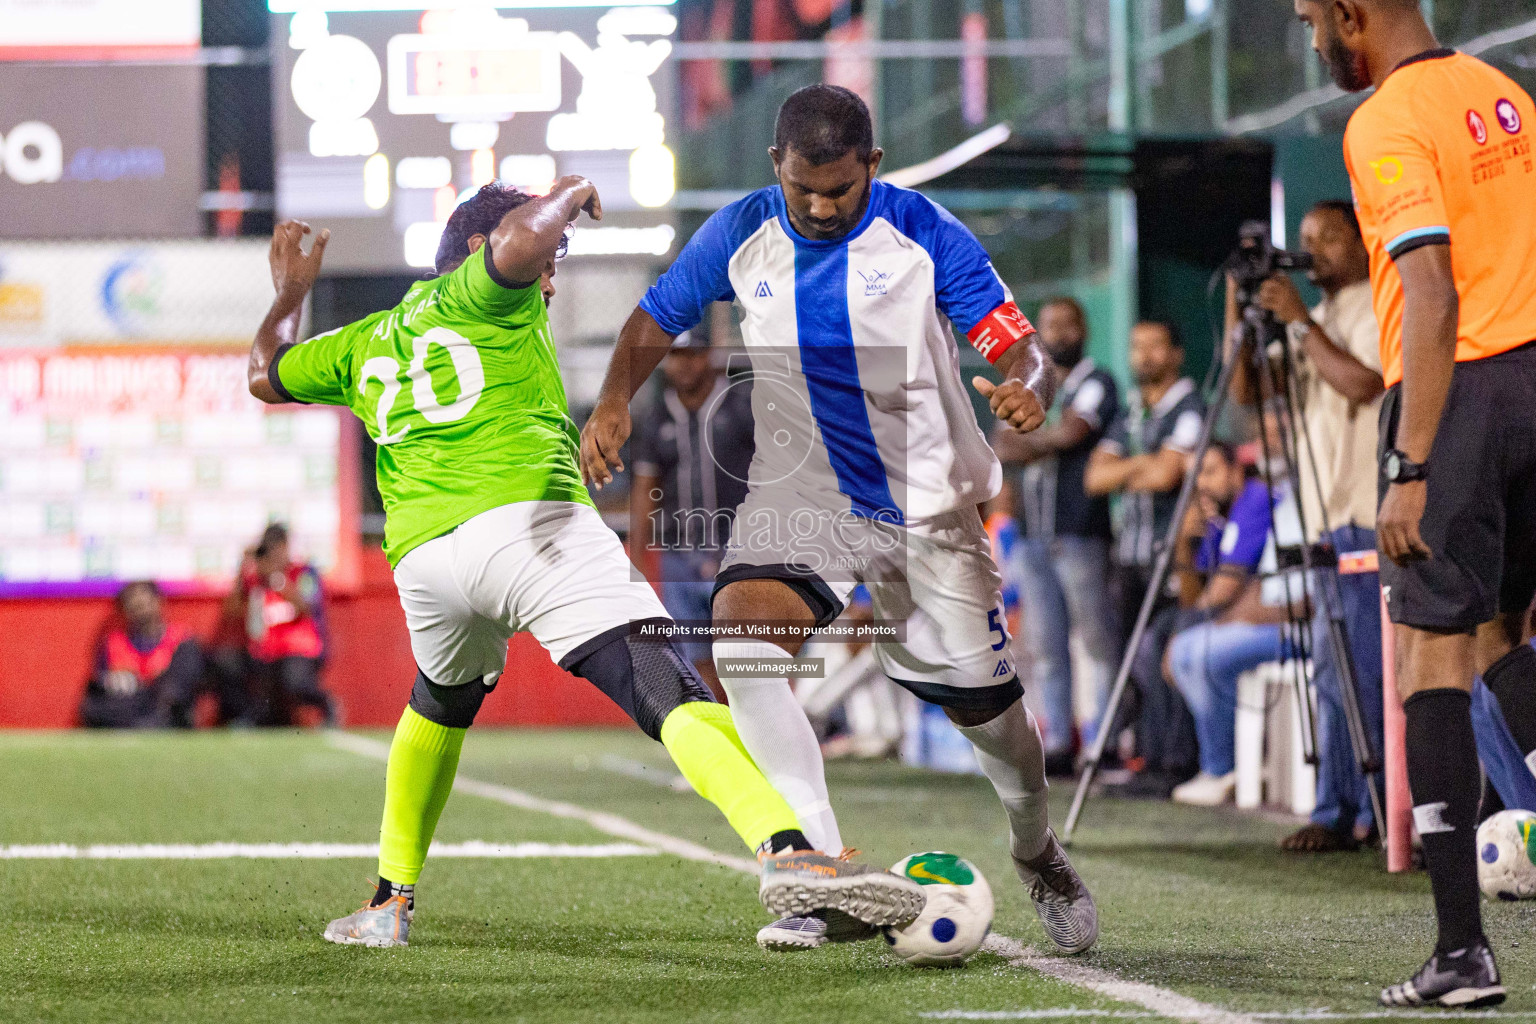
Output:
[323, 894, 411, 948]
[1014, 829, 1098, 955]
[756, 909, 880, 951]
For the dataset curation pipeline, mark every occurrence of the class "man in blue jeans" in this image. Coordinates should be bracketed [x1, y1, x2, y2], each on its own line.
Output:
[994, 297, 1121, 775]
[1242, 200, 1385, 851]
[1167, 442, 1284, 806]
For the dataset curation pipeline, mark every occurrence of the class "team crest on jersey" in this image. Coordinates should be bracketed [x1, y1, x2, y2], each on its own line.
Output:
[754, 280, 773, 298]
[857, 269, 891, 296]
[1496, 98, 1522, 135]
[1467, 109, 1488, 145]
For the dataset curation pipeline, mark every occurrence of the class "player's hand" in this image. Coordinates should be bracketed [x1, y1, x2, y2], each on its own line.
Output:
[555, 175, 602, 222]
[269, 220, 330, 300]
[973, 376, 1046, 433]
[1378, 480, 1432, 565]
[1257, 273, 1309, 326]
[580, 398, 630, 490]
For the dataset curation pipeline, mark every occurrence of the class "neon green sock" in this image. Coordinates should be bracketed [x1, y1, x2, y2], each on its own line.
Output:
[659, 701, 802, 851]
[377, 707, 465, 885]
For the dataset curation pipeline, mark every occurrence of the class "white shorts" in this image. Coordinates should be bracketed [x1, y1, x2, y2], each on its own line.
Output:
[394, 501, 668, 687]
[717, 493, 1020, 710]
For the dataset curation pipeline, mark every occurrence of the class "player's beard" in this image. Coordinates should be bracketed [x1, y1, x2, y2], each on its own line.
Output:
[797, 174, 872, 241]
[1045, 341, 1084, 370]
[1318, 27, 1371, 93]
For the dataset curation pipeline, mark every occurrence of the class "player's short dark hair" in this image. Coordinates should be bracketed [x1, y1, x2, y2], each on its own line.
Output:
[434, 181, 568, 276]
[115, 580, 161, 610]
[255, 522, 288, 559]
[1207, 440, 1238, 466]
[1308, 199, 1362, 240]
[773, 84, 874, 166]
[1040, 295, 1087, 332]
[1136, 319, 1182, 349]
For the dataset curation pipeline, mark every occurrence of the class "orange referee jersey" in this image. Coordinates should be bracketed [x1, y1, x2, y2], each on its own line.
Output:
[1344, 49, 1536, 388]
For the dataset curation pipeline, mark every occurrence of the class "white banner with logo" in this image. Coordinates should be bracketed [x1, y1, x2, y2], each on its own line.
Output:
[0, 241, 274, 348]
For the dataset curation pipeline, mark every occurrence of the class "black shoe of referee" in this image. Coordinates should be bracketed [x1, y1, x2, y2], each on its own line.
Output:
[1380, 938, 1505, 1008]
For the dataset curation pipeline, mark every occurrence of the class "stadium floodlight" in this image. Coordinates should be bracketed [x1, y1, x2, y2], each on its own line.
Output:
[395, 156, 452, 189]
[268, 0, 674, 13]
[628, 143, 674, 208]
[563, 224, 675, 257]
[403, 221, 445, 267]
[499, 154, 556, 192]
[363, 153, 390, 209]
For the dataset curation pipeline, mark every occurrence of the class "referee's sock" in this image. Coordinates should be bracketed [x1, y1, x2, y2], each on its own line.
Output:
[1403, 688, 1485, 956]
[1482, 643, 1536, 772]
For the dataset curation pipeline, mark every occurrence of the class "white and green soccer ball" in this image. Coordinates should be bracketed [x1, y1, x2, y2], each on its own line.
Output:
[1477, 809, 1536, 901]
[882, 852, 993, 966]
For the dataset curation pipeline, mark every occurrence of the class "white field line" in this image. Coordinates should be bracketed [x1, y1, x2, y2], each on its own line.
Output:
[980, 936, 1259, 1024]
[0, 841, 657, 860]
[597, 753, 693, 793]
[325, 732, 757, 873]
[328, 732, 1257, 1024]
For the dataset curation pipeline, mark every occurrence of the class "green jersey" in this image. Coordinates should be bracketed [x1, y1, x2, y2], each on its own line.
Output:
[272, 247, 592, 566]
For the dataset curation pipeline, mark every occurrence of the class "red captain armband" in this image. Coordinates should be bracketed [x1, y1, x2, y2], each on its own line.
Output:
[966, 302, 1035, 364]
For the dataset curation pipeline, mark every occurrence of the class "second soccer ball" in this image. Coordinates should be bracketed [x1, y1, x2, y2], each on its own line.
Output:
[1477, 809, 1536, 901]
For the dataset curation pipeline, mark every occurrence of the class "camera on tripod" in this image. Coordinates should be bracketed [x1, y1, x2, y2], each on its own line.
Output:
[1224, 220, 1314, 299]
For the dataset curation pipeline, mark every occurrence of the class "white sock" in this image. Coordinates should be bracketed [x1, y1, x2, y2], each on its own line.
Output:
[956, 699, 1051, 862]
[713, 639, 843, 854]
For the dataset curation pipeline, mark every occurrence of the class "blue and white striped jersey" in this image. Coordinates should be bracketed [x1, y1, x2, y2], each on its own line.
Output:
[640, 180, 1033, 525]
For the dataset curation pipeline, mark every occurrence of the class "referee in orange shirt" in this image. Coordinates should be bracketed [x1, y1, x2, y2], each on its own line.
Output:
[1296, 0, 1536, 1008]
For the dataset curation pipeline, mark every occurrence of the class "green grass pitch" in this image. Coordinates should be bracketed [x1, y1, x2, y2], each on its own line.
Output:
[3, 729, 1535, 1023]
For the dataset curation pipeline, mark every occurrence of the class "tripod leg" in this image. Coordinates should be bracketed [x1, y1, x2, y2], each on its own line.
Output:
[1063, 350, 1240, 843]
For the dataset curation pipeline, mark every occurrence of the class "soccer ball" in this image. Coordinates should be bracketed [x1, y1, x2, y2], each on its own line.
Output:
[882, 852, 993, 966]
[1477, 809, 1536, 901]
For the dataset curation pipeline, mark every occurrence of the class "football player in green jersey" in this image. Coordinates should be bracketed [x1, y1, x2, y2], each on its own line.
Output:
[245, 177, 924, 947]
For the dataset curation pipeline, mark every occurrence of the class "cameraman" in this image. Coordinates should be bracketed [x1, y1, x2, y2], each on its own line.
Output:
[1232, 200, 1386, 852]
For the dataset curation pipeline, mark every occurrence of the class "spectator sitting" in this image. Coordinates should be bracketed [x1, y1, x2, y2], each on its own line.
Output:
[1165, 442, 1289, 807]
[80, 581, 204, 729]
[229, 524, 336, 726]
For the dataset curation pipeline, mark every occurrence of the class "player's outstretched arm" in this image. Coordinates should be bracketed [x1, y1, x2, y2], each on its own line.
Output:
[248, 220, 329, 404]
[487, 174, 601, 285]
[580, 307, 675, 489]
[973, 332, 1054, 434]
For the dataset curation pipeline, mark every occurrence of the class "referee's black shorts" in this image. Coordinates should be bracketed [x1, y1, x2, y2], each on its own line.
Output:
[1378, 339, 1536, 632]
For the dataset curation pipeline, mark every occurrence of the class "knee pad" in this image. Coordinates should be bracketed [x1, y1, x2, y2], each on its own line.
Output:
[561, 621, 715, 740]
[408, 670, 493, 728]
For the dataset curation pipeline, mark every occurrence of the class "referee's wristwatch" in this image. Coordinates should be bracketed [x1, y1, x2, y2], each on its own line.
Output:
[1382, 448, 1429, 484]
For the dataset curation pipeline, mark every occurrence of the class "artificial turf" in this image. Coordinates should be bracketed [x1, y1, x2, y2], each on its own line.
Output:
[2, 729, 1534, 1023]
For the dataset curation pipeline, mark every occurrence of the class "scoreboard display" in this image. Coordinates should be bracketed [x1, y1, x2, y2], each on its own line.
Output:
[273, 1, 678, 272]
[387, 32, 562, 116]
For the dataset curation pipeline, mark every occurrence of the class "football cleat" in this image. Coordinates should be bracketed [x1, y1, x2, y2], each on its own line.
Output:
[759, 849, 925, 927]
[756, 909, 880, 951]
[1014, 829, 1098, 955]
[323, 894, 411, 948]
[1380, 940, 1505, 1008]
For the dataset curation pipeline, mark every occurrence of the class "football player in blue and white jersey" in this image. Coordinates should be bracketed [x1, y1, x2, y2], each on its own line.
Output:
[581, 85, 1097, 955]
